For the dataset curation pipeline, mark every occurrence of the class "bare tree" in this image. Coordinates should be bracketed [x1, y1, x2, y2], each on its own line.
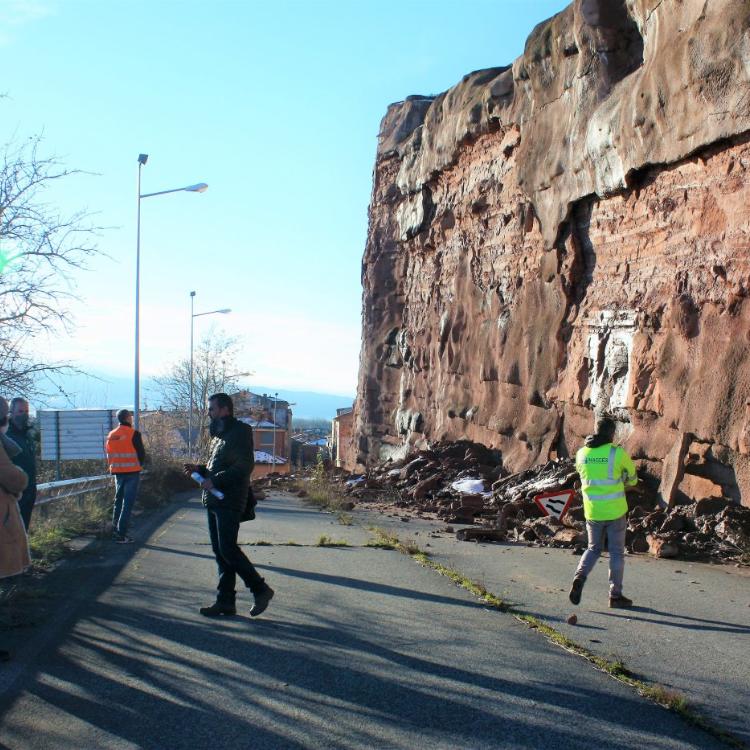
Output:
[0, 133, 99, 395]
[152, 329, 247, 453]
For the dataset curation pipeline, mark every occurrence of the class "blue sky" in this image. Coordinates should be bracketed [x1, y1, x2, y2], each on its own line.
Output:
[1, 0, 564, 405]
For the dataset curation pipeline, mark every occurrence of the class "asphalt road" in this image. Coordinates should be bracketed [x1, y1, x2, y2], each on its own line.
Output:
[0, 492, 729, 749]
[356, 502, 750, 745]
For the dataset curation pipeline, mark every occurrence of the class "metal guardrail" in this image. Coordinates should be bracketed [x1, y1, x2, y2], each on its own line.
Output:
[36, 474, 111, 506]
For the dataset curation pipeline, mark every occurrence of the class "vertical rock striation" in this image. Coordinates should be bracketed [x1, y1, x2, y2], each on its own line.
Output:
[355, 0, 750, 506]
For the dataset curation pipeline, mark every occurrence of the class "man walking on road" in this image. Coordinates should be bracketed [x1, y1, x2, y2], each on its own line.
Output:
[569, 415, 638, 609]
[105, 409, 146, 544]
[7, 398, 37, 531]
[184, 392, 274, 618]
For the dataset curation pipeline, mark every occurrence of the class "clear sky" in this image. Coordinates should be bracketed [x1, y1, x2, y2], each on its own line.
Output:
[1, 0, 565, 404]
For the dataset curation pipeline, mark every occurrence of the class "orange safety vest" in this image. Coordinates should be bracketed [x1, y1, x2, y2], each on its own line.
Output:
[105, 425, 142, 474]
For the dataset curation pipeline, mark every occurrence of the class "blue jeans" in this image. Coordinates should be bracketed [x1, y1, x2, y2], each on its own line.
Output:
[112, 473, 140, 536]
[575, 514, 627, 597]
[207, 507, 266, 602]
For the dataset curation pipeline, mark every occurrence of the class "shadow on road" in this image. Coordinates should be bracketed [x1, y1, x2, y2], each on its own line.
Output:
[256, 563, 486, 611]
[596, 606, 750, 634]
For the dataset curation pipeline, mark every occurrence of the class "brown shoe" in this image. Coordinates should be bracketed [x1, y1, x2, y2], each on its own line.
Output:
[609, 595, 633, 608]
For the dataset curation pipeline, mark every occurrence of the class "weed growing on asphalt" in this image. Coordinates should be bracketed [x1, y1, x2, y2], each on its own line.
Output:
[337, 512, 353, 526]
[367, 527, 431, 558]
[297, 463, 351, 512]
[316, 535, 351, 547]
[416, 558, 508, 611]
[365, 539, 397, 550]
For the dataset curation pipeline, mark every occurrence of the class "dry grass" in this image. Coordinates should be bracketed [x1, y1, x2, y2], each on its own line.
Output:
[28, 491, 111, 568]
[316, 535, 351, 548]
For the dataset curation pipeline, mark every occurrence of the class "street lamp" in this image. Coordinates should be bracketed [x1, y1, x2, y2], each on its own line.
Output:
[272, 392, 279, 468]
[189, 291, 231, 458]
[220, 364, 254, 391]
[134, 153, 208, 430]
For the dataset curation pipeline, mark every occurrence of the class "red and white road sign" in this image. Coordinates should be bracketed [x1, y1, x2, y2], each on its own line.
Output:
[533, 490, 575, 519]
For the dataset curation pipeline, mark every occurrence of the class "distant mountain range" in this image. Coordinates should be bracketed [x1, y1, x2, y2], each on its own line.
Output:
[37, 370, 355, 420]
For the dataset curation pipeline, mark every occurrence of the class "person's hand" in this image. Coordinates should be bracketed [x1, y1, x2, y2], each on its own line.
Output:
[201, 477, 215, 491]
[183, 463, 199, 476]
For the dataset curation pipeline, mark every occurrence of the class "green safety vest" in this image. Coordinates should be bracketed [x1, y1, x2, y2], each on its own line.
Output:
[575, 443, 637, 521]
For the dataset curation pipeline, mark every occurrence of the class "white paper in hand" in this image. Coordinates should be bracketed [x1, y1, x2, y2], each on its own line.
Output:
[191, 471, 224, 499]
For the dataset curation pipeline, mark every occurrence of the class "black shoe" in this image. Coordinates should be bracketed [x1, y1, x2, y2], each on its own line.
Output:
[249, 587, 274, 618]
[569, 576, 585, 605]
[199, 601, 237, 617]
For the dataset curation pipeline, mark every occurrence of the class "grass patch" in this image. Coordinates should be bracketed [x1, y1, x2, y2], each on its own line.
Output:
[416, 557, 508, 611]
[298, 477, 350, 512]
[316, 535, 351, 548]
[368, 527, 430, 558]
[253, 540, 273, 546]
[365, 540, 398, 550]
[337, 512, 353, 526]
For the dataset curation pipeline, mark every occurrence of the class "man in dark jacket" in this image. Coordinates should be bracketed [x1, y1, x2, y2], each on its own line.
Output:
[185, 392, 274, 618]
[7, 398, 36, 531]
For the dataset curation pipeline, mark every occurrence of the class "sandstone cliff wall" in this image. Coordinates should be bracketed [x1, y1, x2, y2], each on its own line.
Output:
[354, 0, 750, 506]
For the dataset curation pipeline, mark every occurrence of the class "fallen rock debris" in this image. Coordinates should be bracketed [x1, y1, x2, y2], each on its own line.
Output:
[259, 441, 750, 564]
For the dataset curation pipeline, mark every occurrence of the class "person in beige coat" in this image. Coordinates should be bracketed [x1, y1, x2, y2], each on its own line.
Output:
[0, 442, 30, 579]
[0, 396, 31, 661]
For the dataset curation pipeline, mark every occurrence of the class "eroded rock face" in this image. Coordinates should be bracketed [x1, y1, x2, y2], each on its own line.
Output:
[354, 0, 750, 506]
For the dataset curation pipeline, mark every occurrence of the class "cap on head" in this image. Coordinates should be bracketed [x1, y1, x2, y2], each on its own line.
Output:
[117, 408, 132, 424]
[595, 415, 617, 440]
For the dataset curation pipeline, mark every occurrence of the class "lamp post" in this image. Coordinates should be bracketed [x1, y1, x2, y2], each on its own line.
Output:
[188, 292, 231, 458]
[134, 153, 208, 430]
[272, 392, 279, 468]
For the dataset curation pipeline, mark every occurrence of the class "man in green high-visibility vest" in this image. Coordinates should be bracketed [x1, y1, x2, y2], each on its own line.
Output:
[569, 415, 638, 609]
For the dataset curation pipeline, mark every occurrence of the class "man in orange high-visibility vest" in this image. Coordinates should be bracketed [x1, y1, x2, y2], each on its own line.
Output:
[105, 409, 146, 544]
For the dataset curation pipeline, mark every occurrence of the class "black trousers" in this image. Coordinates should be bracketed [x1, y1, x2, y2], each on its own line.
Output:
[18, 489, 36, 531]
[206, 507, 266, 601]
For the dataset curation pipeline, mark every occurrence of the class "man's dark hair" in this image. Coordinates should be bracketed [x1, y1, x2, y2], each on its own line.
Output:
[595, 415, 617, 441]
[9, 397, 27, 412]
[209, 393, 234, 415]
[117, 408, 131, 424]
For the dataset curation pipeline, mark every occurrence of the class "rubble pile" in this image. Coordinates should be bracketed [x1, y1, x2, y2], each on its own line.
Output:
[489, 459, 583, 547]
[342, 441, 750, 563]
[346, 440, 503, 524]
[628, 501, 750, 561]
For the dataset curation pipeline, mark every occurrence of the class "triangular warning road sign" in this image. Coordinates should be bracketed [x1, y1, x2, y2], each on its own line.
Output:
[533, 490, 576, 519]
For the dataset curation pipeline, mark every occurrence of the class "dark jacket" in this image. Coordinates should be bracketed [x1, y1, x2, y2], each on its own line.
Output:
[131, 430, 147, 467]
[6, 424, 36, 505]
[199, 417, 255, 513]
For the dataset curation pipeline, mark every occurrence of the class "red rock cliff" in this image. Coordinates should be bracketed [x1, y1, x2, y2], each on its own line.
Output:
[354, 0, 750, 507]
